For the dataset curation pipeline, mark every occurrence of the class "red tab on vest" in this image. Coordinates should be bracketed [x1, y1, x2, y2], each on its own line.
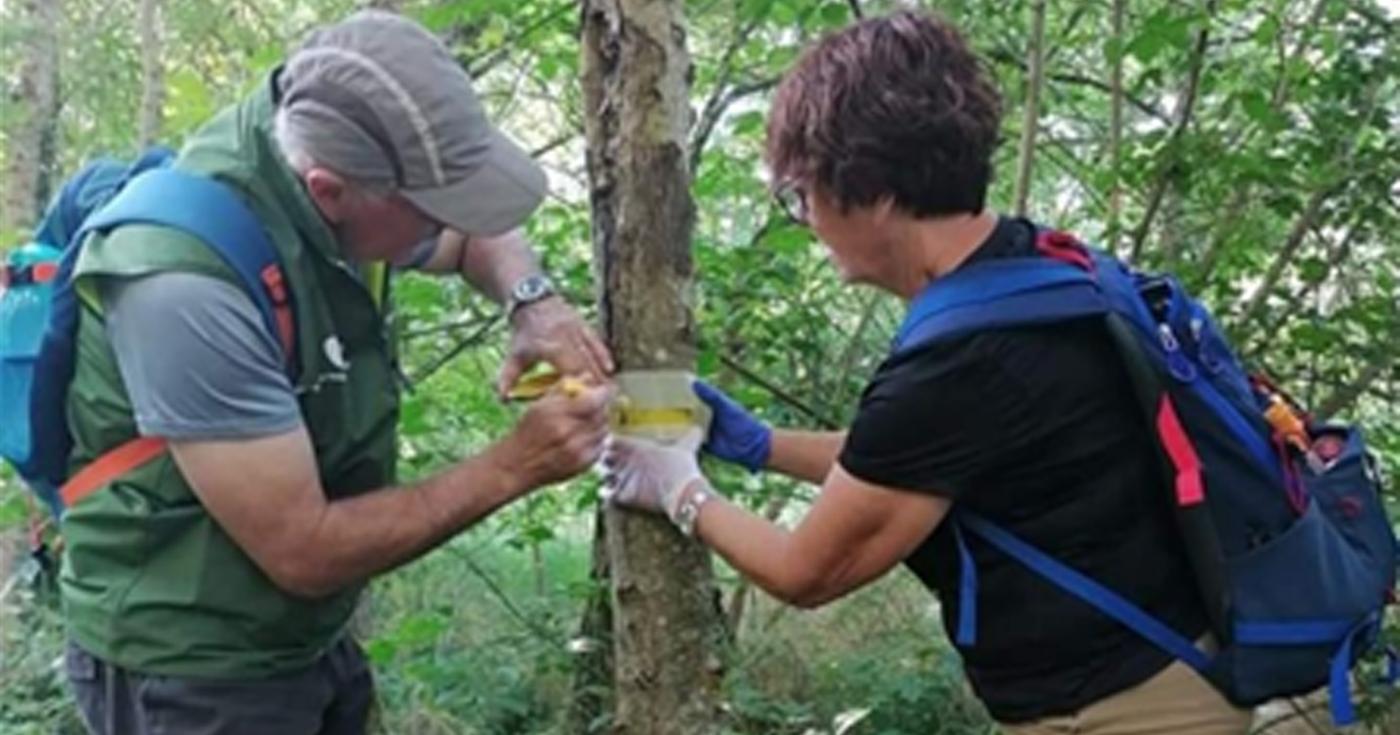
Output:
[1156, 395, 1205, 507]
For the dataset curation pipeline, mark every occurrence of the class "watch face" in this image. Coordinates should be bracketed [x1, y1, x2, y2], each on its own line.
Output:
[514, 275, 552, 302]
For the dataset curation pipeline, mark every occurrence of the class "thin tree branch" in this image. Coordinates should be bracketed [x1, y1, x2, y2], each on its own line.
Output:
[688, 76, 782, 175]
[1316, 344, 1397, 421]
[529, 130, 579, 160]
[410, 315, 502, 384]
[718, 353, 840, 429]
[1256, 218, 1359, 341]
[845, 0, 863, 19]
[687, 9, 764, 172]
[1195, 2, 1337, 281]
[1237, 184, 1341, 326]
[1107, 0, 1126, 254]
[986, 50, 1171, 123]
[1237, 74, 1385, 324]
[1128, 1, 1214, 262]
[442, 546, 561, 644]
[466, 1, 574, 79]
[1012, 0, 1048, 216]
[402, 314, 496, 341]
[137, 0, 164, 148]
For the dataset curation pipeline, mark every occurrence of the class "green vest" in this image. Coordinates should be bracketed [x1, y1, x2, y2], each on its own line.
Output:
[60, 74, 401, 678]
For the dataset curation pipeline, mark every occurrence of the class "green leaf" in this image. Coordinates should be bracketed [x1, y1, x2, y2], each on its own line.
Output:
[732, 110, 765, 137]
[818, 2, 848, 28]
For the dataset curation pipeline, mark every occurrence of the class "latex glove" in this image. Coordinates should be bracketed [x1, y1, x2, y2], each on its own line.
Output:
[499, 297, 614, 398]
[692, 380, 770, 472]
[601, 428, 706, 522]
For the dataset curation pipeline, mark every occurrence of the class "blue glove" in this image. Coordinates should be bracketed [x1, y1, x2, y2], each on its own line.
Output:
[693, 380, 771, 472]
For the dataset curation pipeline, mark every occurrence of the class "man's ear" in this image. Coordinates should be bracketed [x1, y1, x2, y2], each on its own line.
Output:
[302, 167, 351, 224]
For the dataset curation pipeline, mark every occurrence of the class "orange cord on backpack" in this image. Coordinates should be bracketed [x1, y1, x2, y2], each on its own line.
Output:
[1263, 393, 1309, 454]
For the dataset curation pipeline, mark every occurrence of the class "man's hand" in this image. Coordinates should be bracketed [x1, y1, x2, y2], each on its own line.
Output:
[493, 380, 615, 489]
[410, 228, 615, 396]
[602, 428, 706, 521]
[498, 296, 614, 398]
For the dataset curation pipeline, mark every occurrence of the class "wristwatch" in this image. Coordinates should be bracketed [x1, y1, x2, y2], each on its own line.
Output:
[673, 484, 711, 538]
[506, 274, 556, 318]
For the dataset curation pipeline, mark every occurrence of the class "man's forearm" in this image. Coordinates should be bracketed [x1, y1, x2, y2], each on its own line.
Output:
[290, 443, 529, 597]
[459, 229, 545, 305]
[767, 429, 846, 484]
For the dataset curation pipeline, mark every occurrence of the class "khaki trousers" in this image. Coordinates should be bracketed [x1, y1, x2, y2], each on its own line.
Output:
[1001, 657, 1253, 735]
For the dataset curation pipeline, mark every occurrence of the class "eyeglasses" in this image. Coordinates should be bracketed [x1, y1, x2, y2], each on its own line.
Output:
[773, 182, 809, 226]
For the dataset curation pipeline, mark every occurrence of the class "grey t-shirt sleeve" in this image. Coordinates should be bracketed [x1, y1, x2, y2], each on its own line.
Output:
[98, 272, 303, 440]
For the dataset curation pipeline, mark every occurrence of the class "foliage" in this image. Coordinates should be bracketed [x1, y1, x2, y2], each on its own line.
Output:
[1, 0, 1397, 732]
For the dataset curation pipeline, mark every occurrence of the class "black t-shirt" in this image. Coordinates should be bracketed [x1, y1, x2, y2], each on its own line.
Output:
[838, 217, 1207, 723]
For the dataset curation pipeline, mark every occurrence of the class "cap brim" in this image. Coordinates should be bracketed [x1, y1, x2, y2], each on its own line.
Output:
[401, 129, 546, 236]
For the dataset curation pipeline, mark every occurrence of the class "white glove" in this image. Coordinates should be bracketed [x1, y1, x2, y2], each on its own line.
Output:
[601, 427, 705, 522]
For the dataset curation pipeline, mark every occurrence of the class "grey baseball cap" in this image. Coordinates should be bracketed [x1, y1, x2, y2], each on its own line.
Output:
[279, 11, 546, 235]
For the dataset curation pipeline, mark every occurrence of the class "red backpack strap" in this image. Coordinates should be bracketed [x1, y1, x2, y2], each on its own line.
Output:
[1034, 229, 1095, 272]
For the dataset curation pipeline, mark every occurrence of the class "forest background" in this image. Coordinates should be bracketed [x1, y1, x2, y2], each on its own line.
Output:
[0, 0, 1396, 733]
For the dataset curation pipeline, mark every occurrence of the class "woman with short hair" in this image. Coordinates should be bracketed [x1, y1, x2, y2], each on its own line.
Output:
[605, 11, 1253, 735]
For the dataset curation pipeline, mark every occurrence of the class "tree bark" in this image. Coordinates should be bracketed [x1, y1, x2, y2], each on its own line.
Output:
[1011, 0, 1048, 218]
[138, 0, 165, 148]
[580, 2, 724, 733]
[565, 511, 615, 735]
[3, 0, 62, 235]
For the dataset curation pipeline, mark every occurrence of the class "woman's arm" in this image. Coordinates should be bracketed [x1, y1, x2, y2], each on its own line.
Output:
[766, 429, 846, 485]
[689, 464, 949, 607]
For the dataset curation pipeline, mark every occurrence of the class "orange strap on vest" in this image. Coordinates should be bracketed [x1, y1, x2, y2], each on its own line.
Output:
[260, 264, 296, 365]
[60, 436, 168, 508]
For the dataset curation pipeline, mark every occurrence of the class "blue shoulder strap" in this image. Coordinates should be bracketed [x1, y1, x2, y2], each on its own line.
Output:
[21, 167, 292, 489]
[959, 512, 1212, 671]
[894, 258, 1108, 352]
[75, 168, 290, 356]
[33, 147, 177, 249]
[893, 252, 1210, 671]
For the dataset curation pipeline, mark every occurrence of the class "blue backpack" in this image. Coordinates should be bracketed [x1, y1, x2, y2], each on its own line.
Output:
[0, 147, 296, 530]
[894, 227, 1398, 725]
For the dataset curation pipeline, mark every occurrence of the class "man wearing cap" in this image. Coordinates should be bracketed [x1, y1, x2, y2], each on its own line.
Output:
[58, 11, 612, 734]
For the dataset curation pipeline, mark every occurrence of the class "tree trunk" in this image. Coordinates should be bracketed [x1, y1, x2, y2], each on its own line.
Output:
[580, 1, 724, 733]
[3, 0, 62, 235]
[1011, 0, 1047, 217]
[137, 0, 165, 148]
[565, 511, 615, 735]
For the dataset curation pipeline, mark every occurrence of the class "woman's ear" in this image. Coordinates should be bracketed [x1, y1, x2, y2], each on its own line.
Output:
[302, 167, 351, 224]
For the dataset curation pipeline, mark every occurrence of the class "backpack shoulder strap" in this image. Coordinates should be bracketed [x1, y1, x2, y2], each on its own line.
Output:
[53, 169, 297, 510]
[894, 257, 1107, 353]
[77, 168, 296, 367]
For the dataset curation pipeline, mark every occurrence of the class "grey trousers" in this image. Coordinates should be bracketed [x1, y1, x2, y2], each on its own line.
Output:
[65, 638, 374, 735]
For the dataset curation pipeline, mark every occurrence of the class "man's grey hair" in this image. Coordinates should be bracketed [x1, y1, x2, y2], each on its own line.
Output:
[272, 105, 395, 198]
